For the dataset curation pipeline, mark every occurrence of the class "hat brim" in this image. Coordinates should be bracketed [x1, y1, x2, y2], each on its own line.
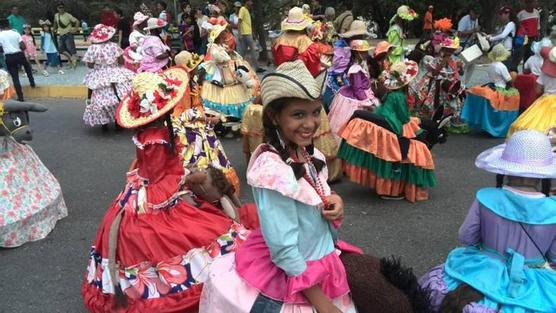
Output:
[133, 17, 149, 27]
[339, 30, 370, 38]
[476, 144, 556, 179]
[281, 19, 310, 31]
[89, 30, 116, 44]
[488, 50, 511, 62]
[117, 68, 189, 129]
[261, 72, 322, 106]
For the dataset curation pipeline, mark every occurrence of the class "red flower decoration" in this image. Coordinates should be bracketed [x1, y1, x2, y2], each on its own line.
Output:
[127, 92, 142, 118]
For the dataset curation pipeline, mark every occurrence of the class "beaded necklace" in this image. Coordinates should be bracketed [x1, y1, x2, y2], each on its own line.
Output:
[293, 148, 329, 208]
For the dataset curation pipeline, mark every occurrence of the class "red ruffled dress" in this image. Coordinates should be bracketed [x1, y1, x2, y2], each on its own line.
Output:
[82, 127, 249, 313]
[272, 32, 321, 77]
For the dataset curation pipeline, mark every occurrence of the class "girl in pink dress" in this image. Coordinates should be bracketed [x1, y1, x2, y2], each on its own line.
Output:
[199, 61, 358, 313]
[21, 25, 43, 74]
[328, 40, 380, 142]
[138, 18, 171, 73]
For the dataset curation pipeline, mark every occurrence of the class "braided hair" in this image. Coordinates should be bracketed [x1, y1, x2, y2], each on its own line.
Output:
[262, 97, 326, 180]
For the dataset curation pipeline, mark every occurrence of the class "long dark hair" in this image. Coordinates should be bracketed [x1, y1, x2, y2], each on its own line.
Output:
[496, 174, 551, 196]
[262, 97, 325, 180]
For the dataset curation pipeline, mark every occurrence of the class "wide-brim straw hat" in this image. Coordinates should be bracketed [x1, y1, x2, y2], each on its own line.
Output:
[261, 60, 324, 106]
[381, 60, 419, 90]
[374, 41, 393, 58]
[133, 12, 150, 27]
[175, 51, 204, 71]
[396, 5, 418, 21]
[339, 20, 369, 38]
[350, 39, 371, 52]
[144, 17, 167, 31]
[89, 24, 116, 44]
[475, 130, 556, 179]
[281, 7, 310, 31]
[541, 46, 556, 77]
[488, 43, 511, 62]
[116, 68, 189, 129]
[209, 24, 227, 43]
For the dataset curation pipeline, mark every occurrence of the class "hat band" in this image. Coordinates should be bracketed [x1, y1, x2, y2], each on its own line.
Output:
[262, 72, 320, 100]
[285, 18, 306, 24]
[501, 153, 553, 166]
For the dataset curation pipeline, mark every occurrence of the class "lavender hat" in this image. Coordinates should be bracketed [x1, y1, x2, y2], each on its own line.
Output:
[475, 130, 556, 179]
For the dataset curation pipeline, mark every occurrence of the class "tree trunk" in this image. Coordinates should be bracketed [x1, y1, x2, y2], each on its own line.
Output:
[252, 0, 269, 62]
[479, 0, 503, 33]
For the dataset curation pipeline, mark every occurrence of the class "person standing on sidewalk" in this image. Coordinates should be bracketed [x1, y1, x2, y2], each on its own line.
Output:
[238, 0, 264, 73]
[518, 0, 540, 64]
[0, 19, 35, 102]
[422, 5, 434, 40]
[53, 2, 79, 69]
[7, 6, 26, 34]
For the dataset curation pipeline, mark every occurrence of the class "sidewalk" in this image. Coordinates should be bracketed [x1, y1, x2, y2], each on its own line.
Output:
[20, 61, 88, 99]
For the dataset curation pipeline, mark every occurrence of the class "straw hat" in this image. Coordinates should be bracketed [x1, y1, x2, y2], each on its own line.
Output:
[488, 43, 511, 62]
[234, 1, 242, 8]
[116, 68, 189, 128]
[261, 60, 323, 106]
[281, 7, 310, 31]
[374, 41, 393, 58]
[282, 7, 310, 31]
[339, 20, 369, 38]
[350, 39, 371, 52]
[475, 130, 556, 179]
[174, 51, 204, 72]
[89, 24, 116, 44]
[133, 12, 149, 27]
[209, 24, 228, 43]
[144, 17, 167, 31]
[381, 60, 419, 90]
[541, 46, 556, 77]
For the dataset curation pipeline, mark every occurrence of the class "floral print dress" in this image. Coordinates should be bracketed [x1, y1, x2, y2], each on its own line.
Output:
[82, 42, 135, 127]
[0, 138, 68, 247]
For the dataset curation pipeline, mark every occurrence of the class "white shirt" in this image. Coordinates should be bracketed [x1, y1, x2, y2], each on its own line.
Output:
[488, 61, 512, 88]
[490, 22, 516, 51]
[538, 72, 556, 94]
[524, 54, 543, 76]
[457, 15, 479, 45]
[229, 13, 239, 37]
[0, 29, 22, 54]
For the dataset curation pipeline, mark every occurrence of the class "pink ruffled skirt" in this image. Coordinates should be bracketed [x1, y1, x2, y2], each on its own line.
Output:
[329, 90, 379, 142]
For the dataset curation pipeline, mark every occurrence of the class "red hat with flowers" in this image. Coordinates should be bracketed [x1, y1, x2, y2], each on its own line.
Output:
[381, 60, 419, 90]
[89, 24, 116, 44]
[116, 68, 189, 128]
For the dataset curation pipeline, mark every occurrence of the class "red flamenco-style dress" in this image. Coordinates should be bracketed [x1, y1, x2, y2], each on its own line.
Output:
[272, 32, 321, 77]
[82, 69, 249, 312]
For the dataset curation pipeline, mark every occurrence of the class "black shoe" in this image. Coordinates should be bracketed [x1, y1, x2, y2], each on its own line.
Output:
[101, 124, 109, 132]
[256, 68, 266, 73]
[17, 97, 24, 102]
[30, 83, 36, 88]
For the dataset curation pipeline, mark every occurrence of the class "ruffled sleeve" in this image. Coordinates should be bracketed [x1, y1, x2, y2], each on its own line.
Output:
[458, 199, 482, 246]
[299, 42, 322, 77]
[253, 187, 307, 276]
[329, 40, 350, 74]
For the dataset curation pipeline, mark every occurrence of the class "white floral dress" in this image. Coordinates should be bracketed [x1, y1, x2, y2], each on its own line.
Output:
[82, 42, 135, 126]
[0, 138, 68, 247]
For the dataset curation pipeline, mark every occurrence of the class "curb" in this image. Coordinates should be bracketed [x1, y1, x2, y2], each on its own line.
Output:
[23, 85, 87, 99]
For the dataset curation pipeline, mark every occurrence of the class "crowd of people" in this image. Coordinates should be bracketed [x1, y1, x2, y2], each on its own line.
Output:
[1, 0, 556, 312]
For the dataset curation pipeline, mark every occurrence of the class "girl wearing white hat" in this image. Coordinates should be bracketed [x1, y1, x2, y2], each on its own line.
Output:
[137, 17, 171, 73]
[122, 12, 149, 72]
[420, 130, 556, 313]
[199, 60, 357, 313]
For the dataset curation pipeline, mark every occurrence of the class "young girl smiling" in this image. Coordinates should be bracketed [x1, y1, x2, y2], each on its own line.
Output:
[200, 60, 357, 313]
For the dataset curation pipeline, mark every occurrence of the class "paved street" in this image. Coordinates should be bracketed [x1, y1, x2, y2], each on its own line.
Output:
[0, 98, 502, 312]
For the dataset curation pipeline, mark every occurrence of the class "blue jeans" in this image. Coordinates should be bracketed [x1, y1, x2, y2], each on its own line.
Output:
[249, 294, 282, 313]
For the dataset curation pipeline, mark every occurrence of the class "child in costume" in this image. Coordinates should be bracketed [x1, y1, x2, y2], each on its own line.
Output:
[508, 45, 556, 137]
[172, 51, 241, 194]
[412, 36, 465, 127]
[199, 60, 357, 313]
[323, 20, 370, 111]
[338, 60, 437, 202]
[329, 39, 380, 142]
[420, 130, 556, 313]
[82, 69, 248, 313]
[39, 20, 65, 76]
[82, 24, 135, 130]
[138, 17, 171, 73]
[461, 44, 520, 137]
[514, 39, 551, 112]
[387, 5, 418, 64]
[199, 21, 257, 119]
[123, 12, 149, 72]
[0, 99, 68, 247]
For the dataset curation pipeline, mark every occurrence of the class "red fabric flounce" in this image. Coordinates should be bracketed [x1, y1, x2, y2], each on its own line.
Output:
[235, 229, 350, 304]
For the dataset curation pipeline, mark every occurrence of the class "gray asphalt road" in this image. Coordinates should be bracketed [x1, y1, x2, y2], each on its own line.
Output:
[0, 99, 503, 313]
